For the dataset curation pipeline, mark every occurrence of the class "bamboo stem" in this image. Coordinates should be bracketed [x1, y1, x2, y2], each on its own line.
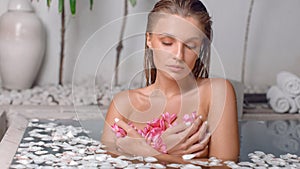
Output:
[114, 0, 128, 86]
[59, 1, 65, 85]
[242, 0, 255, 84]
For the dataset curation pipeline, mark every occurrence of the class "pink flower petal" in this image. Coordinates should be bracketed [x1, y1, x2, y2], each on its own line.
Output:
[111, 123, 127, 137]
[183, 114, 190, 122]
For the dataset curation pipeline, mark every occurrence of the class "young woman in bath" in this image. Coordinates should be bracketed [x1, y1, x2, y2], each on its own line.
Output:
[101, 0, 239, 163]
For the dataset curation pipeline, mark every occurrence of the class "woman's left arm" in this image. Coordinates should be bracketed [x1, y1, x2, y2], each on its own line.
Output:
[208, 79, 240, 162]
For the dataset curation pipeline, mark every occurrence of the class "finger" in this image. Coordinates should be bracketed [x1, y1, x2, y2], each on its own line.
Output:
[199, 132, 211, 146]
[162, 122, 195, 150]
[114, 118, 140, 138]
[162, 124, 194, 152]
[181, 120, 208, 147]
[170, 139, 205, 155]
[180, 133, 210, 155]
[184, 121, 208, 146]
[183, 123, 206, 148]
[198, 121, 208, 141]
[163, 122, 191, 136]
[193, 145, 209, 158]
[169, 142, 204, 155]
[179, 116, 203, 140]
[184, 138, 209, 154]
[170, 129, 211, 155]
[186, 116, 204, 137]
[166, 118, 203, 153]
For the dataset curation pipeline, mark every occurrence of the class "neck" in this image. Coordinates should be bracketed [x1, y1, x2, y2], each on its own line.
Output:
[152, 72, 198, 98]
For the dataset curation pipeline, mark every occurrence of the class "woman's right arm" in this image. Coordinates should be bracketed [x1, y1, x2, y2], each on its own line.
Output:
[101, 99, 123, 154]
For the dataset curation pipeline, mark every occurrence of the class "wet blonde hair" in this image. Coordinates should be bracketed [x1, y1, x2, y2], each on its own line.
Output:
[144, 0, 212, 86]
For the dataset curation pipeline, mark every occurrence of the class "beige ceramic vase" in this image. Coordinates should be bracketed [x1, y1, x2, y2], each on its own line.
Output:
[0, 0, 46, 89]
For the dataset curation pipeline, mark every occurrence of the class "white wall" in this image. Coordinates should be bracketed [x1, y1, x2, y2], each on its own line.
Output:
[0, 0, 299, 88]
[205, 0, 300, 87]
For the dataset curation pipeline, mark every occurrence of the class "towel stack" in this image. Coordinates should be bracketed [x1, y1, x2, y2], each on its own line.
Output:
[267, 71, 300, 113]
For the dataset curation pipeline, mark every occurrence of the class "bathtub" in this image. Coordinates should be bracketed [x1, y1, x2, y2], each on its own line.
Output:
[0, 105, 106, 169]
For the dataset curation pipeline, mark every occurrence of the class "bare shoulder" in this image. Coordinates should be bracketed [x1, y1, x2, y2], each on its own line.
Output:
[112, 89, 136, 110]
[113, 86, 148, 98]
[196, 78, 236, 111]
[197, 78, 235, 94]
[210, 78, 235, 96]
[112, 90, 129, 103]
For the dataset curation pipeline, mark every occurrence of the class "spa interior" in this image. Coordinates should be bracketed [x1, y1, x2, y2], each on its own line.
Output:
[0, 0, 299, 168]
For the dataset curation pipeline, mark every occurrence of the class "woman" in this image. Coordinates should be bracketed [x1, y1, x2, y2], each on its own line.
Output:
[101, 0, 239, 163]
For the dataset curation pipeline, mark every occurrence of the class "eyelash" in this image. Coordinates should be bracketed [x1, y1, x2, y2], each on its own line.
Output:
[186, 44, 196, 50]
[162, 42, 173, 46]
[161, 40, 197, 50]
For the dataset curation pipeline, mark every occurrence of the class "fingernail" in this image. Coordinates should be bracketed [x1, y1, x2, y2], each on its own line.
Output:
[204, 121, 208, 125]
[185, 122, 191, 126]
[114, 118, 120, 123]
[199, 115, 202, 119]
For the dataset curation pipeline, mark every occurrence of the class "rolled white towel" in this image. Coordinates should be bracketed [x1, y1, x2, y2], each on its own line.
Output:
[294, 95, 300, 111]
[277, 71, 300, 98]
[267, 86, 296, 113]
[287, 97, 298, 113]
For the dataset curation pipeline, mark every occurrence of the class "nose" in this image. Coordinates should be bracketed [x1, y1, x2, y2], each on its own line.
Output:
[175, 42, 184, 60]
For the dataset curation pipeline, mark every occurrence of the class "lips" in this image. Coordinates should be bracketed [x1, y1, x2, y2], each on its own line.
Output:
[166, 64, 184, 72]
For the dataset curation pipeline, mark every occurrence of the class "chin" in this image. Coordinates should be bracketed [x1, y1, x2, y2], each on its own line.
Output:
[167, 71, 193, 81]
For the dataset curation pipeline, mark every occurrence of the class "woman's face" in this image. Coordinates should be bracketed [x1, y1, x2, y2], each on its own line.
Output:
[146, 14, 204, 80]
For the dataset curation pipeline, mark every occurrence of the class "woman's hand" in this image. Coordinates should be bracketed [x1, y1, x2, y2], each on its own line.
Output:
[161, 116, 211, 157]
[114, 118, 161, 157]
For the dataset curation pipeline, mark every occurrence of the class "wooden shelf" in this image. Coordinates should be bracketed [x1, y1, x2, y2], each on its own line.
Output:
[243, 107, 300, 121]
[242, 93, 300, 120]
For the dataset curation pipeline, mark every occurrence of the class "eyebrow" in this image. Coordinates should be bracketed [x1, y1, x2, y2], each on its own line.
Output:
[158, 33, 201, 42]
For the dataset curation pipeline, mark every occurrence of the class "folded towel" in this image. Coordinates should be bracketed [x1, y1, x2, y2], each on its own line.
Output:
[267, 86, 296, 113]
[295, 95, 300, 111]
[277, 71, 300, 98]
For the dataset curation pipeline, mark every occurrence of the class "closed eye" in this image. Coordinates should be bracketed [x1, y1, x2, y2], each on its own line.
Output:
[185, 41, 201, 52]
[185, 44, 196, 49]
[162, 42, 173, 46]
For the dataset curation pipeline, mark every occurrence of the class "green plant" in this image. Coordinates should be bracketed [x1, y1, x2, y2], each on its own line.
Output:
[35, 0, 136, 85]
[33, 0, 94, 85]
[45, 0, 94, 15]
